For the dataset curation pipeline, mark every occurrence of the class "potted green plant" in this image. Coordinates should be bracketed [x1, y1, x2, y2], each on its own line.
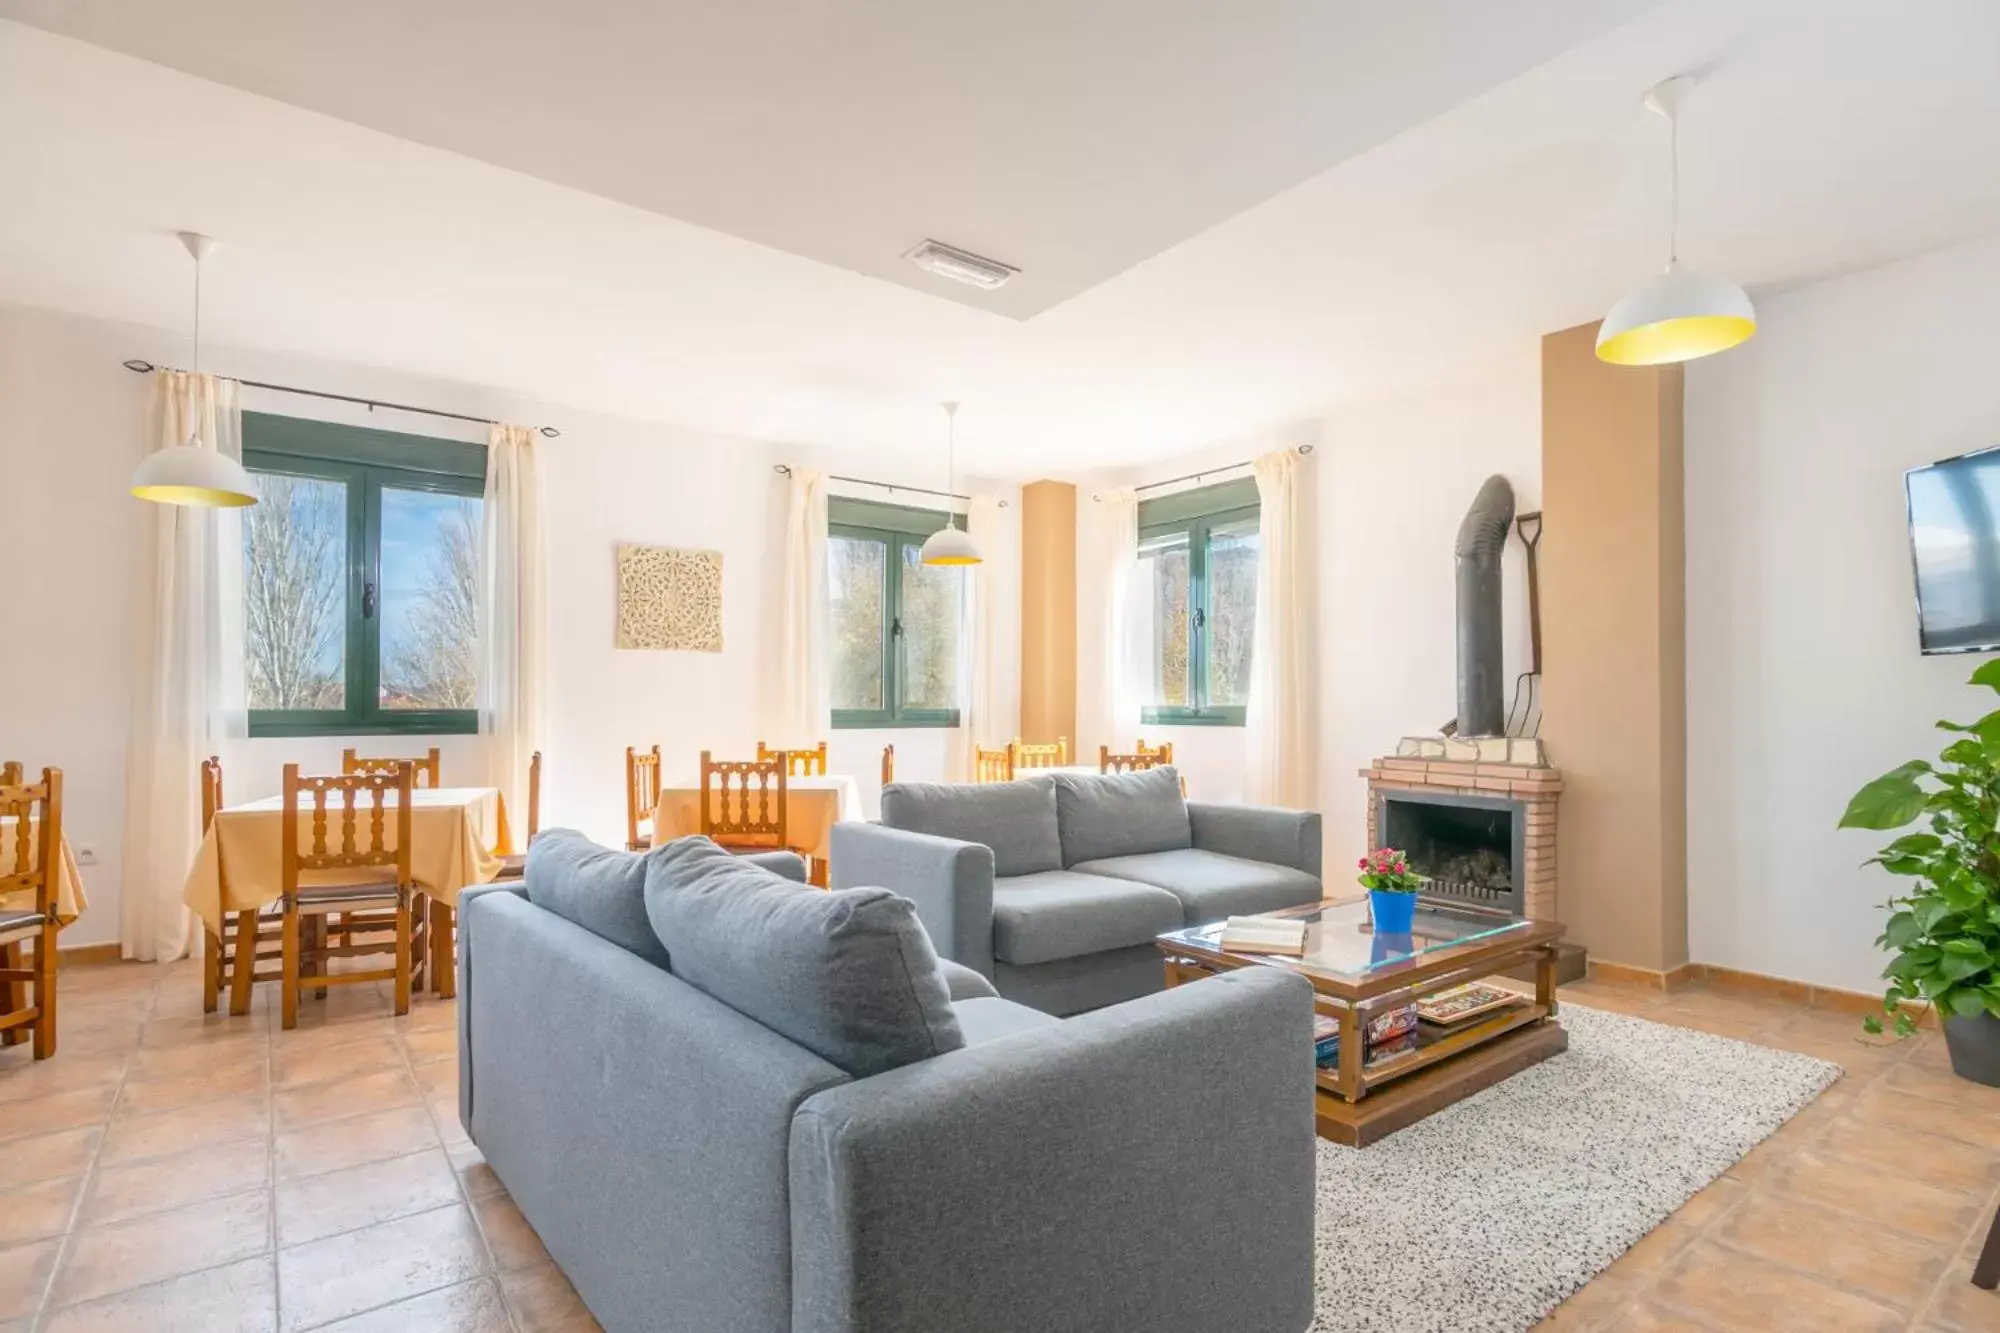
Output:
[1840, 658, 2000, 1083]
[1358, 846, 1422, 935]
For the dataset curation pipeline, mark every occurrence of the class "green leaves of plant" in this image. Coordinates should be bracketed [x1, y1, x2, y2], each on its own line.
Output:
[1840, 767, 1930, 830]
[1973, 658, 2000, 692]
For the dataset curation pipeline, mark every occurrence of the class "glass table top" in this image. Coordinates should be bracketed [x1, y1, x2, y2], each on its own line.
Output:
[1158, 895, 1536, 985]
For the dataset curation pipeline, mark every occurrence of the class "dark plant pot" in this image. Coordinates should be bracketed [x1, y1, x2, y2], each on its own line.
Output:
[1942, 1011, 2000, 1087]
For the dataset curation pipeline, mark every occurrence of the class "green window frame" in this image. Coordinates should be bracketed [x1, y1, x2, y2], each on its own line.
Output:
[1138, 477, 1260, 727]
[828, 496, 963, 730]
[241, 412, 486, 739]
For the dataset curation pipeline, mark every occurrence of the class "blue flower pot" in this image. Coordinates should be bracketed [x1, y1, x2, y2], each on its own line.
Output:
[1369, 889, 1417, 935]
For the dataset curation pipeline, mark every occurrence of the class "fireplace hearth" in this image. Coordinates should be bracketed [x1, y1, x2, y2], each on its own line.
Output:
[1363, 753, 1562, 921]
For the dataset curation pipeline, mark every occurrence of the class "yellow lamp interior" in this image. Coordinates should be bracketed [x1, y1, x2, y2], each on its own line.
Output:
[130, 483, 259, 507]
[1596, 315, 1755, 367]
[921, 554, 983, 566]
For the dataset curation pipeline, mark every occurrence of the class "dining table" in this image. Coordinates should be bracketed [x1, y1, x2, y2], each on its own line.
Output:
[181, 785, 511, 998]
[0, 814, 88, 928]
[650, 772, 864, 866]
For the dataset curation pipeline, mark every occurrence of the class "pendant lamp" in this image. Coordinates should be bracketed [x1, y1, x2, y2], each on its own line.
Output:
[129, 232, 259, 507]
[919, 401, 981, 566]
[1596, 75, 1755, 367]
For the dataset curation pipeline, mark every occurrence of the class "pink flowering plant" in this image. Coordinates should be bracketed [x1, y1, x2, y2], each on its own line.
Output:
[1357, 847, 1423, 893]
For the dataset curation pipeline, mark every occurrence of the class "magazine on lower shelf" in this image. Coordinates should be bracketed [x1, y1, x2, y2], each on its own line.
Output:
[1415, 982, 1522, 1028]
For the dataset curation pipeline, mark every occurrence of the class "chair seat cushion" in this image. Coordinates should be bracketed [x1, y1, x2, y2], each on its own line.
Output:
[881, 777, 1062, 877]
[0, 908, 46, 941]
[1071, 848, 1322, 925]
[952, 995, 1062, 1046]
[1051, 767, 1191, 866]
[645, 836, 964, 1078]
[524, 829, 669, 970]
[990, 870, 1185, 968]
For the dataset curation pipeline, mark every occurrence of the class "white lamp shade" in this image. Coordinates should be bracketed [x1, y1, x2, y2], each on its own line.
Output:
[919, 522, 981, 566]
[130, 443, 260, 507]
[1596, 262, 1756, 366]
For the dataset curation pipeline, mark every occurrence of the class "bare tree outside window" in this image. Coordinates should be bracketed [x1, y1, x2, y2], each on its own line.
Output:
[382, 490, 482, 710]
[242, 472, 346, 710]
[1206, 519, 1259, 705]
[830, 534, 888, 711]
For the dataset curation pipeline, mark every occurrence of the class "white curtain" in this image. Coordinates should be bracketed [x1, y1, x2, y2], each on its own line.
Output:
[479, 424, 548, 841]
[949, 496, 1017, 779]
[776, 467, 830, 742]
[122, 371, 245, 962]
[1244, 448, 1311, 807]
[1091, 488, 1147, 751]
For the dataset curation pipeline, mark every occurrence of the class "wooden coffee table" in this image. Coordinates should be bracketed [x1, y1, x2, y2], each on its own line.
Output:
[1157, 897, 1567, 1147]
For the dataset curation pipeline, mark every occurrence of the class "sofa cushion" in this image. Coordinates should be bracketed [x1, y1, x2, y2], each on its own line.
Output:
[880, 777, 1062, 878]
[1072, 848, 1322, 926]
[644, 836, 964, 1078]
[938, 958, 999, 1002]
[990, 870, 1185, 967]
[1051, 768, 1191, 867]
[952, 995, 1063, 1047]
[523, 829, 670, 969]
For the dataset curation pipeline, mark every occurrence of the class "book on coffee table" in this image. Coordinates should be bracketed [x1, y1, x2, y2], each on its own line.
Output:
[1219, 915, 1308, 956]
[1416, 982, 1520, 1028]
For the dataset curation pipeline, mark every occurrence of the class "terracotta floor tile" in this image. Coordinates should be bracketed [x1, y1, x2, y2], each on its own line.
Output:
[1816, 1117, 2000, 1194]
[0, 1127, 100, 1190]
[1614, 1301, 1728, 1331]
[1772, 1149, 1989, 1246]
[81, 1143, 270, 1227]
[139, 1015, 270, 1052]
[443, 1143, 506, 1201]
[0, 1086, 118, 1144]
[1652, 1242, 1906, 1332]
[1854, 1087, 2000, 1152]
[1928, 1263, 2000, 1333]
[276, 1148, 462, 1248]
[0, 1238, 60, 1322]
[116, 1060, 269, 1117]
[50, 1189, 272, 1309]
[1666, 1175, 1751, 1230]
[308, 1277, 511, 1332]
[412, 1060, 458, 1099]
[428, 1093, 470, 1147]
[272, 1069, 419, 1134]
[276, 1204, 488, 1332]
[0, 1173, 85, 1246]
[1889, 1062, 2000, 1115]
[99, 1094, 270, 1166]
[1715, 1189, 1953, 1309]
[270, 1037, 403, 1093]
[472, 1195, 551, 1273]
[1535, 1275, 1632, 1330]
[0, 1053, 128, 1105]
[499, 1261, 600, 1333]
[398, 1027, 456, 1067]
[1604, 1219, 1701, 1281]
[40, 1255, 277, 1333]
[274, 1105, 438, 1180]
[128, 1040, 267, 1084]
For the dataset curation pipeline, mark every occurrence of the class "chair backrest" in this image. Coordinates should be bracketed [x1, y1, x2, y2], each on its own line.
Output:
[526, 750, 543, 841]
[0, 766, 61, 913]
[1099, 746, 1168, 775]
[757, 740, 828, 777]
[626, 745, 662, 847]
[699, 751, 787, 847]
[1011, 737, 1068, 771]
[342, 746, 442, 789]
[973, 745, 1014, 784]
[1136, 738, 1175, 765]
[880, 744, 895, 786]
[281, 763, 413, 905]
[200, 755, 224, 834]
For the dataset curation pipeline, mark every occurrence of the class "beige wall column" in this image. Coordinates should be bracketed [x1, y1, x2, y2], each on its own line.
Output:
[1539, 323, 1688, 973]
[1018, 480, 1077, 747]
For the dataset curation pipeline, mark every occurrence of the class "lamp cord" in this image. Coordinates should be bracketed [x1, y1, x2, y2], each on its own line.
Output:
[191, 250, 202, 374]
[1668, 109, 1680, 266]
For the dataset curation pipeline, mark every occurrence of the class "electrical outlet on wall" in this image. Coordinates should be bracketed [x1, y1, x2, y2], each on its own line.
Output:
[73, 846, 98, 867]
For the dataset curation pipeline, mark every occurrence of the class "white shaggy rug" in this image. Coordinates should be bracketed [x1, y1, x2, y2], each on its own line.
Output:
[1309, 1004, 1842, 1333]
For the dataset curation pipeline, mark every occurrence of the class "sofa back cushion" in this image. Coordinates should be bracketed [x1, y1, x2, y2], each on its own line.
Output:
[644, 836, 965, 1078]
[523, 829, 670, 969]
[1052, 768, 1192, 866]
[879, 777, 1062, 878]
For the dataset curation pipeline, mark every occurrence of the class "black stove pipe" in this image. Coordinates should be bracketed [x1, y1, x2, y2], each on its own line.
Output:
[1455, 475, 1516, 737]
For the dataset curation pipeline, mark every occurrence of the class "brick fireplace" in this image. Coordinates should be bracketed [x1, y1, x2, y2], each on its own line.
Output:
[1362, 744, 1563, 922]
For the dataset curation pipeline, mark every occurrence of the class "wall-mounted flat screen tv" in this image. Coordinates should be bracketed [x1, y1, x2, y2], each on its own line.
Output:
[1908, 447, 2000, 655]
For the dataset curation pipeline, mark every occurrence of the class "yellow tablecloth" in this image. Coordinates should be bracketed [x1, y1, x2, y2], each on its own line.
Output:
[182, 786, 509, 936]
[651, 774, 862, 861]
[0, 817, 87, 928]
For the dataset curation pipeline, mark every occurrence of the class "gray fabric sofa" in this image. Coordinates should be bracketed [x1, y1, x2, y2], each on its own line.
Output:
[831, 767, 1322, 1014]
[457, 833, 1317, 1333]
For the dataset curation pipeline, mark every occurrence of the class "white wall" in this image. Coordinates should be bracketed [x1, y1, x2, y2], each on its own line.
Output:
[1075, 348, 1543, 869]
[1686, 233, 2000, 994]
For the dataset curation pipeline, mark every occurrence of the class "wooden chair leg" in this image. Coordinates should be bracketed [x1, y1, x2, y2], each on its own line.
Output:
[1974, 1205, 2000, 1290]
[280, 909, 300, 1030]
[33, 927, 56, 1059]
[202, 924, 221, 1014]
[393, 891, 412, 1017]
[228, 910, 258, 1017]
[1, 939, 23, 1047]
[431, 898, 457, 1000]
[306, 916, 329, 1001]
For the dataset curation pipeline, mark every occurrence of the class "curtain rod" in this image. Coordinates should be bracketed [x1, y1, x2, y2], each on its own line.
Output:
[1092, 443, 1312, 502]
[772, 464, 1008, 508]
[120, 359, 561, 438]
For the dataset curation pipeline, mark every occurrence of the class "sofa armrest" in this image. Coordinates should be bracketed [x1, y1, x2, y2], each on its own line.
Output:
[829, 823, 996, 977]
[1187, 801, 1322, 880]
[787, 968, 1315, 1333]
[743, 850, 809, 883]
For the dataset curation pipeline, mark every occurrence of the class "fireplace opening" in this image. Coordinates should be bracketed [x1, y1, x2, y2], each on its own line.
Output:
[1378, 789, 1524, 915]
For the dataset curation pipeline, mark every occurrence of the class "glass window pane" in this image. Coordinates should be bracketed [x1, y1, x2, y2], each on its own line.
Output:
[1207, 517, 1260, 707]
[900, 543, 962, 712]
[1139, 530, 1191, 707]
[830, 533, 888, 711]
[380, 487, 482, 710]
[243, 471, 348, 711]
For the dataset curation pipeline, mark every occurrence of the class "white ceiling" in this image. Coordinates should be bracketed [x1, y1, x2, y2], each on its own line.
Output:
[1, 0, 1997, 475]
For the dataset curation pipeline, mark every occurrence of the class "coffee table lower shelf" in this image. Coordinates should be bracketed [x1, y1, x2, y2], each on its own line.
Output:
[1315, 1019, 1568, 1147]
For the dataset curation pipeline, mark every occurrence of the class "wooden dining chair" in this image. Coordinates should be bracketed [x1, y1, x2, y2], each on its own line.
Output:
[197, 757, 283, 1017]
[699, 751, 789, 852]
[757, 740, 828, 777]
[343, 746, 443, 789]
[1011, 737, 1068, 772]
[881, 744, 895, 786]
[974, 745, 1014, 783]
[1136, 738, 1175, 765]
[279, 762, 427, 1029]
[493, 751, 542, 882]
[626, 745, 662, 851]
[1100, 745, 1168, 774]
[0, 766, 61, 1059]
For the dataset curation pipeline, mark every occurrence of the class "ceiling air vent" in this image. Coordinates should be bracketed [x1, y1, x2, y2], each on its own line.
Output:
[902, 240, 1019, 290]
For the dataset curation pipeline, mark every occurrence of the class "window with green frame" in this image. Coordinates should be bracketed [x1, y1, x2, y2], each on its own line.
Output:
[828, 496, 964, 729]
[240, 412, 486, 738]
[1137, 477, 1260, 726]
